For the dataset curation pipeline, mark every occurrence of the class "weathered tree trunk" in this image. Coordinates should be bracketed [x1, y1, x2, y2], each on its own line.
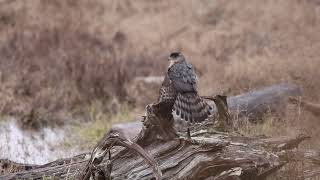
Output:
[1, 84, 314, 180]
[212, 83, 301, 122]
[0, 126, 312, 179]
[289, 96, 320, 116]
[113, 83, 302, 138]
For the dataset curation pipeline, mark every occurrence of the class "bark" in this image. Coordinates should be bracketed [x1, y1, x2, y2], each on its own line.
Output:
[1, 130, 311, 179]
[1, 83, 312, 180]
[223, 83, 301, 122]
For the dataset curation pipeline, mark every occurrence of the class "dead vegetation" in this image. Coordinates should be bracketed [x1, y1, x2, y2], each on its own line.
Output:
[0, 0, 320, 178]
[0, 1, 167, 128]
[0, 0, 319, 127]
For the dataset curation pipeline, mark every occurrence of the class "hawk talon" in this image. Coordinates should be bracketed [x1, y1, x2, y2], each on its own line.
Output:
[187, 128, 191, 140]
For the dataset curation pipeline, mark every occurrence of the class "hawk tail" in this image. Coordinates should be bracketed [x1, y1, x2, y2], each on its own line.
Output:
[173, 93, 212, 123]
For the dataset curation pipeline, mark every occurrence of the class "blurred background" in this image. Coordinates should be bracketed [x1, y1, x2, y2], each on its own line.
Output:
[0, 0, 319, 177]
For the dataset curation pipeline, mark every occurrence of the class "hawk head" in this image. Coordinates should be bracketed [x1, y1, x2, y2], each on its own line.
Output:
[168, 52, 185, 67]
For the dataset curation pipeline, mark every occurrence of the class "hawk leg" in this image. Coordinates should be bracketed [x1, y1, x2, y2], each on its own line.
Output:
[187, 127, 191, 140]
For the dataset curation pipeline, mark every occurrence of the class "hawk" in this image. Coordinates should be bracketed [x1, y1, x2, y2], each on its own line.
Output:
[158, 52, 212, 128]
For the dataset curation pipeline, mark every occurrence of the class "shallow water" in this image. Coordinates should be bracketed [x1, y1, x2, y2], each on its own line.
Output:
[0, 118, 71, 164]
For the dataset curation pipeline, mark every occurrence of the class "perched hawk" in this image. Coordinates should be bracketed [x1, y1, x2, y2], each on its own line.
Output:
[158, 52, 212, 125]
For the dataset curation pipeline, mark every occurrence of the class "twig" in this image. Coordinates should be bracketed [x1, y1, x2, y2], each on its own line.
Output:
[80, 128, 162, 180]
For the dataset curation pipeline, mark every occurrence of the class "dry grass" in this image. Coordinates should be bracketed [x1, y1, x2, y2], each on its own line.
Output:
[57, 102, 136, 151]
[0, 0, 168, 128]
[0, 0, 320, 177]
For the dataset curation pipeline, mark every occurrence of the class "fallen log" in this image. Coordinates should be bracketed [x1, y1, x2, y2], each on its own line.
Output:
[217, 83, 301, 122]
[289, 97, 320, 116]
[111, 83, 302, 138]
[0, 84, 309, 180]
[0, 129, 310, 179]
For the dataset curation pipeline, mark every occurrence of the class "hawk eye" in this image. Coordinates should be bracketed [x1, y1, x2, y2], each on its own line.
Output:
[169, 52, 180, 58]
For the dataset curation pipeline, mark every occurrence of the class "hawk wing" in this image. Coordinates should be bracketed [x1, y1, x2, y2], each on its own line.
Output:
[168, 62, 197, 93]
[158, 74, 176, 103]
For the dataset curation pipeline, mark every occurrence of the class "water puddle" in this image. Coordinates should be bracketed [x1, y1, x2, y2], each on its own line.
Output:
[0, 118, 73, 164]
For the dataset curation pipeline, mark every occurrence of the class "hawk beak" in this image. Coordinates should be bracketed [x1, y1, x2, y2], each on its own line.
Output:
[168, 60, 175, 67]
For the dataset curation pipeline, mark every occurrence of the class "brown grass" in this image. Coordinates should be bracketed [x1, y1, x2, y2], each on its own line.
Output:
[0, 0, 319, 133]
[0, 0, 319, 130]
[0, 0, 168, 127]
[0, 0, 320, 178]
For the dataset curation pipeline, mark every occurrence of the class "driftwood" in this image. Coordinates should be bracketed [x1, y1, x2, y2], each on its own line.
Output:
[289, 97, 320, 116]
[111, 83, 303, 138]
[223, 83, 301, 122]
[2, 83, 317, 180]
